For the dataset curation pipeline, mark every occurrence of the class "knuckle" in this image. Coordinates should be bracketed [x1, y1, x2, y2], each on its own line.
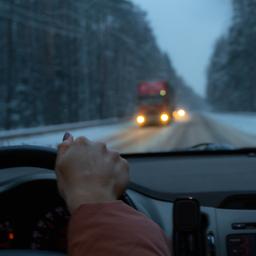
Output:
[57, 143, 70, 157]
[75, 136, 87, 145]
[115, 165, 129, 194]
[121, 158, 129, 170]
[116, 158, 129, 179]
[96, 142, 107, 152]
[110, 151, 120, 161]
[77, 136, 86, 143]
[55, 156, 64, 170]
[121, 165, 129, 179]
[57, 142, 66, 151]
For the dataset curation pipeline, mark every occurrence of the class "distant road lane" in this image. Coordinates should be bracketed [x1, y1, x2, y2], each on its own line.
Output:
[1, 112, 256, 153]
[106, 113, 256, 153]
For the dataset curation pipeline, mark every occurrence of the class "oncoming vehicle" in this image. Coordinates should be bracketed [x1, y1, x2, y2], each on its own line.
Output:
[136, 81, 175, 126]
[173, 108, 189, 122]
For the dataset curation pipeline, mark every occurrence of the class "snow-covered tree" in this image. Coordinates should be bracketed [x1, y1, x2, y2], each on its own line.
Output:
[207, 0, 256, 111]
[0, 0, 203, 130]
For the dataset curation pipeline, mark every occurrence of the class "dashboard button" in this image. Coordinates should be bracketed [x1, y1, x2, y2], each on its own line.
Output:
[207, 232, 216, 256]
[230, 248, 246, 256]
[227, 234, 255, 256]
[232, 223, 246, 230]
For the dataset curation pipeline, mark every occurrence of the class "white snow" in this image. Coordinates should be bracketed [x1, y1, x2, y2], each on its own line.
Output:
[208, 112, 256, 136]
[1, 113, 256, 152]
[0, 122, 132, 148]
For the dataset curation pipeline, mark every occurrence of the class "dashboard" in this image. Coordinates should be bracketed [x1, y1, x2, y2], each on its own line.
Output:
[0, 177, 68, 252]
[0, 149, 256, 256]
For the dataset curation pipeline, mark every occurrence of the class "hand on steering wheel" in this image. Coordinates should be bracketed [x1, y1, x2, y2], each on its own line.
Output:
[55, 133, 129, 212]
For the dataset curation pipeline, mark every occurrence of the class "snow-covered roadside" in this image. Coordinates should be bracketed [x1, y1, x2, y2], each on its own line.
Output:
[207, 112, 256, 136]
[0, 122, 132, 147]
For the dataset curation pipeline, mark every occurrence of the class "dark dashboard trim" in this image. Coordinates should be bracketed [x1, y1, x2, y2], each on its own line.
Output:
[0, 174, 56, 193]
[129, 182, 256, 207]
[124, 148, 256, 158]
[1, 145, 256, 165]
[219, 194, 256, 210]
[1, 145, 256, 208]
[0, 146, 56, 169]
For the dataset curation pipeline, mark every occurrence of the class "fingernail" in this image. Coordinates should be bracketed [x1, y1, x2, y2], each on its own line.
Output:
[63, 132, 71, 141]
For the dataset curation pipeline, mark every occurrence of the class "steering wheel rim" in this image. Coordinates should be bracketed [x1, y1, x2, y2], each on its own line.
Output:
[0, 250, 65, 256]
[0, 145, 57, 169]
[0, 145, 136, 255]
[0, 145, 136, 207]
[0, 146, 65, 255]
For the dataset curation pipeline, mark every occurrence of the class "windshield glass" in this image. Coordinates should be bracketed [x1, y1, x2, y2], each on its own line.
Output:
[0, 0, 256, 153]
[139, 95, 166, 106]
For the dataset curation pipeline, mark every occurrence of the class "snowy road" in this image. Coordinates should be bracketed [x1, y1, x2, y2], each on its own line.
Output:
[1, 112, 256, 153]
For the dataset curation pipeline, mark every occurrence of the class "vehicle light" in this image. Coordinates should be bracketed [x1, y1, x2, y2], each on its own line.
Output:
[160, 113, 169, 122]
[177, 109, 186, 117]
[8, 232, 14, 240]
[160, 90, 166, 96]
[136, 115, 145, 125]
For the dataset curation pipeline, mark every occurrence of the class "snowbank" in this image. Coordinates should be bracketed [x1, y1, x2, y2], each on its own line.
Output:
[208, 112, 256, 136]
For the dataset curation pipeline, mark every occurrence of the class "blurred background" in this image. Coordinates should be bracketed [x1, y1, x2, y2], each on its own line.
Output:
[0, 0, 256, 153]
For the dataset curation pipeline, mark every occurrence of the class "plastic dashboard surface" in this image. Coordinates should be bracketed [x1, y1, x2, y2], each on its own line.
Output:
[126, 152, 256, 207]
[1, 152, 256, 206]
[125, 152, 256, 256]
[0, 152, 256, 256]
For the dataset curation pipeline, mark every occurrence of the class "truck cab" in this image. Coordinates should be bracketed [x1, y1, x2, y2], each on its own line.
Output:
[136, 81, 175, 126]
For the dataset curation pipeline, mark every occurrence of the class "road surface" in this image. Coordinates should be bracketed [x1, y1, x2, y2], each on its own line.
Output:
[1, 112, 256, 153]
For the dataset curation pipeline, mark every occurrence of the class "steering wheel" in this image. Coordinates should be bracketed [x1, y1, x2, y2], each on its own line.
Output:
[0, 145, 135, 255]
[0, 146, 57, 170]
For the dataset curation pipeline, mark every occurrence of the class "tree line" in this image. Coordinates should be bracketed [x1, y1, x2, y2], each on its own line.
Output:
[0, 0, 202, 130]
[207, 0, 256, 112]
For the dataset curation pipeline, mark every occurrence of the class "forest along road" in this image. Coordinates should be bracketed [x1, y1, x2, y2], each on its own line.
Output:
[1, 112, 256, 153]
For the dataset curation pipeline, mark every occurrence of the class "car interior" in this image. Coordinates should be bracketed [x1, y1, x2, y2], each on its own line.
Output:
[0, 145, 256, 256]
[1, 0, 256, 255]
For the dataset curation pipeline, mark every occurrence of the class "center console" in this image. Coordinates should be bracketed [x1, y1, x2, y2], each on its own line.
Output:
[227, 233, 256, 256]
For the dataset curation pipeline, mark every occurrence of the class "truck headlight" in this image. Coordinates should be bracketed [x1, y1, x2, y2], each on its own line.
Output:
[136, 115, 145, 125]
[177, 109, 186, 117]
[160, 113, 169, 122]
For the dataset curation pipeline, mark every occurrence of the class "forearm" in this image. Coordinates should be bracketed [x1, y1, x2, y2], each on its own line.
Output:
[68, 201, 171, 256]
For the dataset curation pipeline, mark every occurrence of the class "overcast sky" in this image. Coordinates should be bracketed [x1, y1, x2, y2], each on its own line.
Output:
[131, 0, 233, 97]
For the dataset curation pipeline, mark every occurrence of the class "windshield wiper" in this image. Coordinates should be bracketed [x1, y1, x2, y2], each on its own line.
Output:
[187, 143, 235, 151]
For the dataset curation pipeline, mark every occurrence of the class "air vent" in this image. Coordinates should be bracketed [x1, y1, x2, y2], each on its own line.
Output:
[219, 194, 256, 210]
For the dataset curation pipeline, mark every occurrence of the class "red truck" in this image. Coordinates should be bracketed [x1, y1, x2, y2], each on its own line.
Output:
[136, 81, 175, 126]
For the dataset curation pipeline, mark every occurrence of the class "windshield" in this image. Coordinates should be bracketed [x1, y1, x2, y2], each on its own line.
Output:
[0, 0, 256, 153]
[139, 95, 166, 106]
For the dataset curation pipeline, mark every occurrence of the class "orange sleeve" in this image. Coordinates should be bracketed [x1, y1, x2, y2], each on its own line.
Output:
[68, 201, 171, 256]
